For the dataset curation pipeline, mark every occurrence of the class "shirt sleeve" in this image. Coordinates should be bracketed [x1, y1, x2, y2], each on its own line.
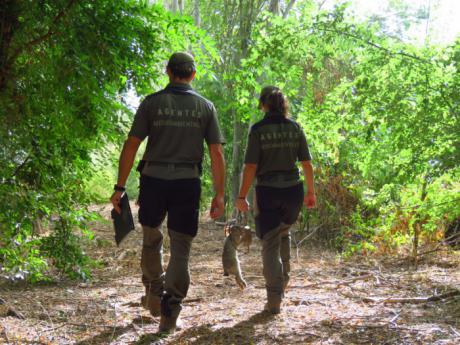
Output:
[205, 104, 225, 145]
[298, 130, 312, 161]
[128, 98, 150, 140]
[244, 128, 260, 164]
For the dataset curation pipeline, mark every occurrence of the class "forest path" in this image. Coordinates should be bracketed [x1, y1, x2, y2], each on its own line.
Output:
[1, 204, 459, 345]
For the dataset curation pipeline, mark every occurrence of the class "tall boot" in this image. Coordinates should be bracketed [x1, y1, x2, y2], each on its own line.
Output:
[280, 224, 291, 291]
[262, 226, 283, 314]
[140, 226, 164, 317]
[159, 229, 193, 333]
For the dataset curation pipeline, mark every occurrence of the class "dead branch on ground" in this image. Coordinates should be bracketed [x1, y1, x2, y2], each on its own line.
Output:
[362, 290, 460, 304]
[289, 273, 374, 289]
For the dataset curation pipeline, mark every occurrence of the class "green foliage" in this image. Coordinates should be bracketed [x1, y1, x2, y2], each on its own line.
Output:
[210, 3, 459, 253]
[1, 0, 459, 282]
[40, 219, 95, 281]
[84, 144, 145, 204]
[0, 0, 214, 281]
[337, 169, 460, 256]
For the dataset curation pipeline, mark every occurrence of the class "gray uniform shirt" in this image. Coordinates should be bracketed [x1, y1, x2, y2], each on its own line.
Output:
[129, 83, 225, 179]
[244, 112, 311, 187]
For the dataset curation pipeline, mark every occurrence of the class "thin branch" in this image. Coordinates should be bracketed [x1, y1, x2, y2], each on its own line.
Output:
[294, 225, 322, 261]
[362, 290, 460, 304]
[438, 86, 459, 119]
[389, 312, 400, 325]
[289, 273, 374, 289]
[282, 0, 296, 18]
[424, 0, 431, 46]
[411, 231, 460, 259]
[66, 322, 121, 329]
[9, 154, 31, 180]
[317, 0, 328, 12]
[296, 226, 321, 245]
[393, 197, 460, 211]
[7, 0, 78, 65]
[314, 24, 430, 64]
[450, 326, 460, 337]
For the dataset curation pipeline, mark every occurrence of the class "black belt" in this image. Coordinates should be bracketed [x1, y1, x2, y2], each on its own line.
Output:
[257, 170, 300, 183]
[147, 161, 198, 169]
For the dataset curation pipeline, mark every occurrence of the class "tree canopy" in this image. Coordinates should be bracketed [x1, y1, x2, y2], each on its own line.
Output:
[1, 0, 459, 282]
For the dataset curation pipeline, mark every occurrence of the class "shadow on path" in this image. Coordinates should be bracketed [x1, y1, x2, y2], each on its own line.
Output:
[140, 311, 276, 345]
[75, 316, 158, 345]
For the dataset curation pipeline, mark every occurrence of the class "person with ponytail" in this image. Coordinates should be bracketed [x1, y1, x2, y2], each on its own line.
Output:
[236, 86, 316, 314]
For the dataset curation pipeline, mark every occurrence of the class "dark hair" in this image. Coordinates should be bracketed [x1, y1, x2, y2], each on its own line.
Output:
[167, 63, 196, 79]
[259, 86, 289, 117]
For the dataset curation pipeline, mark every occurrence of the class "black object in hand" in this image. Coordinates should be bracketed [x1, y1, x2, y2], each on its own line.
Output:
[111, 193, 135, 246]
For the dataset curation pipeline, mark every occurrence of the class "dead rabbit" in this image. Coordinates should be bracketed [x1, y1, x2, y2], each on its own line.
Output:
[222, 220, 252, 289]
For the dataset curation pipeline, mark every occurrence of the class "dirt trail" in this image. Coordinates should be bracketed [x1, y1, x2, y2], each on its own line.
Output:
[1, 204, 459, 344]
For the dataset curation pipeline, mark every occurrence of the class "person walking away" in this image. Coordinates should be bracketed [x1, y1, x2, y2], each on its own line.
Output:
[110, 52, 225, 332]
[235, 86, 316, 314]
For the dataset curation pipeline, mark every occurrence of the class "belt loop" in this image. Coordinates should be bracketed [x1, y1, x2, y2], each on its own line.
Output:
[167, 163, 175, 171]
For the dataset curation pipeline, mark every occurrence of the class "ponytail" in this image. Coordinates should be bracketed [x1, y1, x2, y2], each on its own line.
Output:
[259, 86, 289, 117]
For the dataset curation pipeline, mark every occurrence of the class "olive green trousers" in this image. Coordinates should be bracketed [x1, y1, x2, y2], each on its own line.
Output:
[262, 223, 291, 303]
[141, 226, 193, 318]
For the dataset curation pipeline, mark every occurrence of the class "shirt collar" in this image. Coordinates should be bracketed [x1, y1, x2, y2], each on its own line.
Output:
[264, 111, 284, 118]
[166, 82, 193, 90]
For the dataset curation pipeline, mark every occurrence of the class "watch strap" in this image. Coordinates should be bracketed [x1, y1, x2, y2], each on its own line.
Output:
[114, 184, 126, 192]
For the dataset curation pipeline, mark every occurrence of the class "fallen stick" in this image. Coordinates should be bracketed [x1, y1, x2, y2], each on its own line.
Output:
[389, 312, 400, 325]
[450, 326, 460, 337]
[416, 246, 447, 258]
[289, 273, 374, 289]
[298, 331, 321, 338]
[67, 322, 120, 329]
[362, 290, 460, 304]
[44, 322, 119, 331]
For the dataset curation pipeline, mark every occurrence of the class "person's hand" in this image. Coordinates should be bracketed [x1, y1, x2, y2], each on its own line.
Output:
[210, 194, 225, 219]
[304, 192, 316, 209]
[110, 191, 124, 214]
[235, 197, 249, 213]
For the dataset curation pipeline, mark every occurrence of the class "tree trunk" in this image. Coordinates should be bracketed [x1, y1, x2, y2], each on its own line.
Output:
[178, 0, 184, 15]
[316, 0, 327, 12]
[170, 0, 178, 13]
[231, 114, 244, 202]
[283, 0, 296, 18]
[412, 176, 429, 268]
[0, 1, 20, 92]
[193, 0, 200, 26]
[269, 0, 280, 15]
[230, 0, 253, 204]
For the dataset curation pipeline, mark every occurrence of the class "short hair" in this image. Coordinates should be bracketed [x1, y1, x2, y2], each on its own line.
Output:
[167, 52, 196, 79]
[167, 64, 195, 79]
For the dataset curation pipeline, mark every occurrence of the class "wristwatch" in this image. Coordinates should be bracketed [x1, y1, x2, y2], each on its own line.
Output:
[114, 184, 126, 192]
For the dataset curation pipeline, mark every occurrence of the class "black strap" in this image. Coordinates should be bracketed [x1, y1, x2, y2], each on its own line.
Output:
[147, 161, 198, 169]
[258, 170, 300, 183]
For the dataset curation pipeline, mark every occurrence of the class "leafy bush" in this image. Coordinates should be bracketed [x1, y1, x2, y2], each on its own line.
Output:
[0, 1, 216, 282]
[339, 170, 460, 257]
